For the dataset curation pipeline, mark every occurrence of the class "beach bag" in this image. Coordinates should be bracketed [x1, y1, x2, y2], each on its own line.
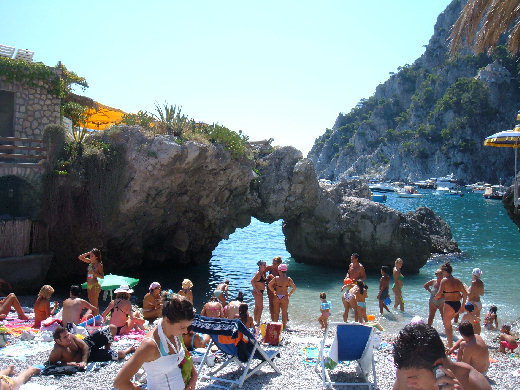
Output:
[264, 322, 282, 346]
[179, 336, 193, 386]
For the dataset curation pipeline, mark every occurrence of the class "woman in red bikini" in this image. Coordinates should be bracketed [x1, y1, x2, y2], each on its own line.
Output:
[434, 261, 467, 348]
[78, 248, 104, 313]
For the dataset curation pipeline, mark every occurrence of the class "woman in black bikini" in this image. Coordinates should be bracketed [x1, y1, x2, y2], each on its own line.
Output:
[434, 262, 467, 348]
[251, 260, 267, 325]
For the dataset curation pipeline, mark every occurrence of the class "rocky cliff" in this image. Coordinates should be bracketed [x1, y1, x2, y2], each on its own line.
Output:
[42, 126, 458, 279]
[308, 0, 520, 184]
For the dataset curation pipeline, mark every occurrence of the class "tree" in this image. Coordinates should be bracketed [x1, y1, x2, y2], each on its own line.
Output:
[450, 0, 520, 55]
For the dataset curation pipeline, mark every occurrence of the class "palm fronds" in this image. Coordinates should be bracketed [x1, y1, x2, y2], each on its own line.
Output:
[450, 0, 520, 55]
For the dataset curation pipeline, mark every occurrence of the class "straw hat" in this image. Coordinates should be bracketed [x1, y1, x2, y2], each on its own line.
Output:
[114, 284, 134, 294]
[182, 279, 193, 289]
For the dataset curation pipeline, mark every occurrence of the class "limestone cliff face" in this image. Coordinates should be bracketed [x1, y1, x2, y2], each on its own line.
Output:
[43, 126, 458, 280]
[309, 0, 520, 184]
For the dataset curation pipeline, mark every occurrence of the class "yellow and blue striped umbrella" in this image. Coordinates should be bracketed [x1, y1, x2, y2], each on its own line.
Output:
[517, 110, 520, 121]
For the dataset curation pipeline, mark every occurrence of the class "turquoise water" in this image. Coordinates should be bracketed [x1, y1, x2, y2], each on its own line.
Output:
[162, 190, 520, 335]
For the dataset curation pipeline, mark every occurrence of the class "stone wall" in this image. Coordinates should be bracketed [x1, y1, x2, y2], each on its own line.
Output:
[0, 77, 61, 140]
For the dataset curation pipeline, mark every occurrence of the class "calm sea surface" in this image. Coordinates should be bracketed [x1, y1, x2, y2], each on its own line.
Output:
[145, 190, 520, 335]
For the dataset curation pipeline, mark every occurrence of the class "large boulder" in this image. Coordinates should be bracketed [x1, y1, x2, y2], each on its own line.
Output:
[282, 182, 459, 273]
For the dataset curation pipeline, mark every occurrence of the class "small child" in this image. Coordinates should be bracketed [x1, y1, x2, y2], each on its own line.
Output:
[377, 266, 391, 315]
[483, 305, 498, 330]
[461, 302, 481, 335]
[354, 281, 368, 323]
[318, 292, 331, 329]
[499, 324, 518, 353]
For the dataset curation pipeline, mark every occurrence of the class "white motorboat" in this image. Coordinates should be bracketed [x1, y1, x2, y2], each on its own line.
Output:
[436, 173, 458, 189]
[368, 182, 396, 192]
[397, 185, 423, 198]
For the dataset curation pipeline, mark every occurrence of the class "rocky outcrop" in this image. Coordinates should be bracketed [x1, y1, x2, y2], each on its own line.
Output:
[282, 182, 458, 273]
[503, 185, 520, 231]
[308, 0, 520, 184]
[43, 126, 458, 279]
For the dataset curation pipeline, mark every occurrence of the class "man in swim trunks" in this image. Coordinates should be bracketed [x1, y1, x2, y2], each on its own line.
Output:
[467, 268, 484, 319]
[0, 365, 40, 390]
[214, 280, 229, 307]
[61, 285, 97, 328]
[48, 325, 135, 367]
[345, 253, 366, 281]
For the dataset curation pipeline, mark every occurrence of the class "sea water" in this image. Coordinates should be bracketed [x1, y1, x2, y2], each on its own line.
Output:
[146, 190, 520, 335]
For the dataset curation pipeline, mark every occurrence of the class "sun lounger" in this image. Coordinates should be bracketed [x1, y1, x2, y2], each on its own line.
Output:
[315, 322, 377, 389]
[0, 45, 15, 58]
[190, 314, 281, 388]
[14, 48, 34, 62]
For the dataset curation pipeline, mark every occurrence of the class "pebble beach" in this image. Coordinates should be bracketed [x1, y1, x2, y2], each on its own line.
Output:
[2, 295, 520, 390]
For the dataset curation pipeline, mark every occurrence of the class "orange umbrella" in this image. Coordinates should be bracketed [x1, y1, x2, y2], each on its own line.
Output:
[80, 103, 126, 130]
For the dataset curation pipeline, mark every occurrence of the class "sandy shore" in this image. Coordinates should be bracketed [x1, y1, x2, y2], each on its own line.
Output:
[2, 295, 519, 389]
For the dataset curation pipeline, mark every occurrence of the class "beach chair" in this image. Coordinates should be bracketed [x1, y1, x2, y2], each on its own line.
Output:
[190, 314, 281, 388]
[315, 322, 377, 389]
[14, 48, 34, 62]
[0, 45, 15, 58]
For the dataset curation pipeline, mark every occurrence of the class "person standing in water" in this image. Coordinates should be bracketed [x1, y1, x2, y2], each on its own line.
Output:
[377, 266, 391, 315]
[423, 268, 445, 326]
[77, 248, 104, 313]
[268, 263, 296, 329]
[467, 268, 484, 319]
[392, 258, 405, 311]
[345, 253, 366, 281]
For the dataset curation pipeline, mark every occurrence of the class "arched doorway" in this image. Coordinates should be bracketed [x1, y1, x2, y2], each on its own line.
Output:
[0, 175, 40, 219]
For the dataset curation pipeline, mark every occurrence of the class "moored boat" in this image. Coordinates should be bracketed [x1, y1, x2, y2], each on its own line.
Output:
[483, 185, 506, 200]
[371, 193, 387, 202]
[397, 185, 423, 198]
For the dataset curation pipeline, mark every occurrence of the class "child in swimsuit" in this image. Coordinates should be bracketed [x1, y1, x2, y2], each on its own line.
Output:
[483, 305, 498, 330]
[354, 281, 368, 323]
[377, 266, 391, 315]
[499, 323, 518, 353]
[318, 292, 331, 329]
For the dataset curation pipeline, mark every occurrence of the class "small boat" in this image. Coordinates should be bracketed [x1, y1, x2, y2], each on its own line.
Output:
[415, 179, 436, 189]
[371, 193, 387, 202]
[436, 173, 458, 189]
[445, 189, 464, 197]
[368, 182, 396, 193]
[397, 185, 423, 198]
[483, 185, 506, 200]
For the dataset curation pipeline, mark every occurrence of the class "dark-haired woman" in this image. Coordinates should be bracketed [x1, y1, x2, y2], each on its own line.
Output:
[78, 248, 104, 313]
[435, 262, 467, 348]
[238, 303, 255, 329]
[251, 261, 267, 325]
[114, 294, 197, 390]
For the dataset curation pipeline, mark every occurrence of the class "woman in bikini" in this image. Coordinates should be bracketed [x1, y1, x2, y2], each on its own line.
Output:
[266, 256, 282, 321]
[200, 296, 223, 318]
[341, 279, 359, 322]
[114, 294, 197, 390]
[178, 279, 193, 304]
[434, 261, 467, 348]
[392, 258, 405, 311]
[467, 268, 484, 319]
[424, 269, 445, 326]
[251, 260, 267, 325]
[267, 263, 296, 329]
[33, 285, 58, 329]
[101, 284, 145, 335]
[354, 281, 368, 323]
[77, 248, 104, 313]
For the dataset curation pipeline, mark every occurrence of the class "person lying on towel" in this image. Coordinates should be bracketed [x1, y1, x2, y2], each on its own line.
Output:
[48, 325, 136, 368]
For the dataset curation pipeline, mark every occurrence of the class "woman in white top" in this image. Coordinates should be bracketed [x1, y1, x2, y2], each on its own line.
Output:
[114, 295, 197, 390]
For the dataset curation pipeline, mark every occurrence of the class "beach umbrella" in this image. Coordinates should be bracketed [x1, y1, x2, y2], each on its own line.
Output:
[484, 124, 520, 207]
[81, 273, 139, 291]
[80, 103, 126, 130]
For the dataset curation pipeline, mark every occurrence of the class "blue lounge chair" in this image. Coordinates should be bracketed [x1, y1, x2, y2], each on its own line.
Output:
[190, 315, 281, 388]
[315, 322, 377, 389]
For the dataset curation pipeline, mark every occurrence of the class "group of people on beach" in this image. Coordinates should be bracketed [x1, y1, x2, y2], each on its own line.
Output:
[0, 246, 516, 390]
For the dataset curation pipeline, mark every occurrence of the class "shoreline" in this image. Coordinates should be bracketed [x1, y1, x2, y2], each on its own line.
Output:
[2, 294, 519, 389]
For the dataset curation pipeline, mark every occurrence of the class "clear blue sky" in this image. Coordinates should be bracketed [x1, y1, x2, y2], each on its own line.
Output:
[1, 1, 452, 154]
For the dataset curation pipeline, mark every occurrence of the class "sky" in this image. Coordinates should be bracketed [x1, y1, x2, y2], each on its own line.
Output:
[1, 0, 453, 155]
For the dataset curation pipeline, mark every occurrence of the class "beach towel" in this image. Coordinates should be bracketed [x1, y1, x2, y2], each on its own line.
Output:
[20, 383, 59, 390]
[113, 328, 146, 342]
[0, 340, 54, 360]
